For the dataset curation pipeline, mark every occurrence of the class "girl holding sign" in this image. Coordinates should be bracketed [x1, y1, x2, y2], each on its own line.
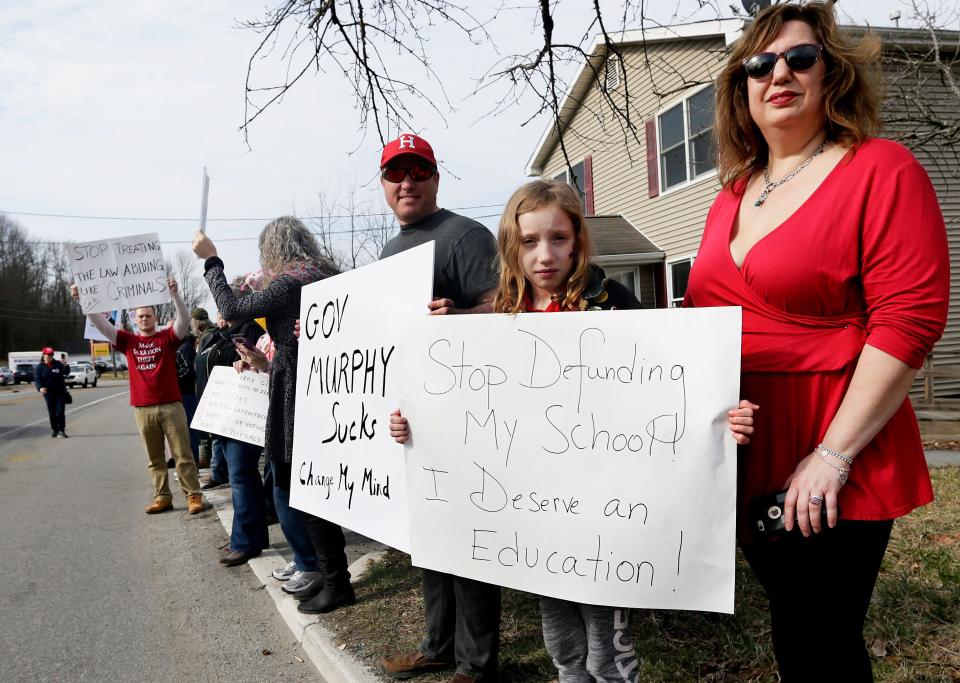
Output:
[391, 180, 757, 683]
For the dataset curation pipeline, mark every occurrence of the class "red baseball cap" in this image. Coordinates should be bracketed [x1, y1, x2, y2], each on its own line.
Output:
[42, 347, 54, 355]
[380, 133, 437, 169]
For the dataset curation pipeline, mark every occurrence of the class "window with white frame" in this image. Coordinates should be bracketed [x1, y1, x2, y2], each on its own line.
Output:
[657, 85, 715, 192]
[667, 257, 694, 307]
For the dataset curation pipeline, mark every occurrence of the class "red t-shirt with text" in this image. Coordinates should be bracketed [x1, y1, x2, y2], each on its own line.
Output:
[115, 327, 183, 407]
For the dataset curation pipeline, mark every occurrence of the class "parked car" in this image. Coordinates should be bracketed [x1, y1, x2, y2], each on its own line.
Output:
[66, 363, 98, 388]
[13, 364, 34, 385]
[0, 367, 13, 385]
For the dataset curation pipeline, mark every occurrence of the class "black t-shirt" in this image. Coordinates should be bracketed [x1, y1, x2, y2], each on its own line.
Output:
[379, 208, 498, 307]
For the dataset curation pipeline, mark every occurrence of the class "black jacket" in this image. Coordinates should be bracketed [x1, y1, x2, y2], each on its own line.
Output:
[176, 334, 198, 396]
[194, 319, 263, 399]
[34, 361, 67, 395]
[581, 264, 641, 311]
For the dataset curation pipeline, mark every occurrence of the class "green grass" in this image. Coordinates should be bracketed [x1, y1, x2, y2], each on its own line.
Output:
[323, 468, 960, 681]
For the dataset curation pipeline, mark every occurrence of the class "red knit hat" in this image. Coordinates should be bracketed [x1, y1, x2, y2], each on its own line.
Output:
[42, 346, 54, 355]
[380, 133, 436, 168]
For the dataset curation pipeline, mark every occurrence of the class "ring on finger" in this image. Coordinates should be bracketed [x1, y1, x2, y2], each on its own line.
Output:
[809, 494, 824, 506]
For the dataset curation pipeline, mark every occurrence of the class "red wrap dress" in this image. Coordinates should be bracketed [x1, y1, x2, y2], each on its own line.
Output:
[685, 138, 949, 541]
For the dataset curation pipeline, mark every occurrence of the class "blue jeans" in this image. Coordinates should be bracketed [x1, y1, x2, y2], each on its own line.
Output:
[43, 392, 66, 432]
[270, 460, 319, 572]
[181, 394, 200, 464]
[221, 437, 269, 554]
[210, 436, 229, 483]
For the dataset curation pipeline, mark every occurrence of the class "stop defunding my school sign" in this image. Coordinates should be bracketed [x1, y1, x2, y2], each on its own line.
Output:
[68, 233, 170, 314]
[401, 307, 742, 613]
[290, 242, 434, 552]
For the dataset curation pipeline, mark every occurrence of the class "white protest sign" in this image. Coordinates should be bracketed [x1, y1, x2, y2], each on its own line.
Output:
[68, 233, 170, 314]
[199, 167, 210, 234]
[402, 307, 741, 613]
[83, 310, 120, 342]
[191, 366, 270, 446]
[290, 242, 434, 552]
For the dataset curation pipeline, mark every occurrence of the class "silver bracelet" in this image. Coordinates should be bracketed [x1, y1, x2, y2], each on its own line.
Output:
[817, 443, 853, 466]
[816, 451, 849, 485]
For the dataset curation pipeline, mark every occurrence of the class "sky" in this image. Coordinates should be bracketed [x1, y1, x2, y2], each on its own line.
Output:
[0, 0, 921, 309]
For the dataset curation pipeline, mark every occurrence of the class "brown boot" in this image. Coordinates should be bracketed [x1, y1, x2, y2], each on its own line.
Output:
[144, 498, 173, 514]
[380, 651, 454, 679]
[187, 494, 206, 514]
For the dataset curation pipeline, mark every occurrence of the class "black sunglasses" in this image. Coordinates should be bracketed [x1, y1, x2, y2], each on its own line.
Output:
[742, 43, 822, 79]
[381, 164, 436, 183]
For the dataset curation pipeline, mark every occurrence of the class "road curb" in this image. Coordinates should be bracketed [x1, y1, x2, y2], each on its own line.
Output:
[205, 485, 377, 683]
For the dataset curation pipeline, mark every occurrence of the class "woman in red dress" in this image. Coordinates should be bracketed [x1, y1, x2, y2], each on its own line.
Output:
[685, 2, 949, 680]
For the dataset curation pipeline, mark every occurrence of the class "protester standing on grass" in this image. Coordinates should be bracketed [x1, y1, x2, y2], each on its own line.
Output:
[34, 346, 68, 438]
[371, 133, 502, 683]
[192, 217, 356, 613]
[74, 278, 206, 515]
[390, 179, 756, 683]
[683, 3, 949, 680]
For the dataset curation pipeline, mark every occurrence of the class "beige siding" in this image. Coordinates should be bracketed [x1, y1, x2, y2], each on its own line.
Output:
[541, 38, 727, 257]
[883, 57, 960, 399]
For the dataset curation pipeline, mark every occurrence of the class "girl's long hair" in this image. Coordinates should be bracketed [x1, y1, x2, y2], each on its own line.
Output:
[714, 1, 881, 187]
[494, 180, 594, 313]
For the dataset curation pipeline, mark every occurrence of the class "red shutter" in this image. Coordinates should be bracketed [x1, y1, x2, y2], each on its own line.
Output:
[583, 155, 595, 216]
[645, 119, 659, 198]
[654, 262, 667, 308]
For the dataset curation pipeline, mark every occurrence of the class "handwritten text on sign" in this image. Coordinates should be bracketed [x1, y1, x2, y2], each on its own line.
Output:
[291, 242, 434, 552]
[191, 367, 270, 447]
[68, 233, 170, 314]
[402, 307, 741, 613]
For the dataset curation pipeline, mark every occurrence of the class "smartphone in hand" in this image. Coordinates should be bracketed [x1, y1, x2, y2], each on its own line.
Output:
[231, 334, 254, 350]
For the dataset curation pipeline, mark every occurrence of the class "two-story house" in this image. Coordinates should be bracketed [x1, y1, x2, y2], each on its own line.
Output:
[526, 18, 960, 397]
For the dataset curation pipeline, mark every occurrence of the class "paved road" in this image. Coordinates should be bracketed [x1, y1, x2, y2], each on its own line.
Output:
[0, 383, 318, 681]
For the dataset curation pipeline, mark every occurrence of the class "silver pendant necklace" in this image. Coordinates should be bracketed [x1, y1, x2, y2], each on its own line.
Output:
[754, 140, 827, 208]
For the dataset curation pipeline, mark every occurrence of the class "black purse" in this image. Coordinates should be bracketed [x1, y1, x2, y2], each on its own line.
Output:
[64, 390, 73, 405]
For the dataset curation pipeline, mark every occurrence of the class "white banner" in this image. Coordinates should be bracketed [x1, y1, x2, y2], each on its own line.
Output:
[402, 307, 741, 613]
[290, 242, 434, 552]
[191, 366, 270, 447]
[68, 233, 170, 314]
[84, 310, 120, 342]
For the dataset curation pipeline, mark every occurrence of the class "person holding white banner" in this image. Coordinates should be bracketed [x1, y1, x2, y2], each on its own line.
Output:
[374, 133, 502, 683]
[193, 217, 355, 613]
[390, 180, 757, 683]
[686, 3, 949, 680]
[72, 278, 205, 515]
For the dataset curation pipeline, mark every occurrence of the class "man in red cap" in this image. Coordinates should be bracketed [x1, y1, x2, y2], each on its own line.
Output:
[377, 134, 501, 683]
[34, 347, 68, 437]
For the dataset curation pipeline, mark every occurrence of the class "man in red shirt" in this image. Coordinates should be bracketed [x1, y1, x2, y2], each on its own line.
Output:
[73, 278, 205, 514]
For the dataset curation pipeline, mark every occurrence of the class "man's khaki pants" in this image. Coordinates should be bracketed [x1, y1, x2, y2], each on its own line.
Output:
[134, 402, 202, 501]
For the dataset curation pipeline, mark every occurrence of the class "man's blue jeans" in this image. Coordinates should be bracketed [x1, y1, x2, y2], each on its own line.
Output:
[270, 460, 319, 572]
[221, 437, 269, 554]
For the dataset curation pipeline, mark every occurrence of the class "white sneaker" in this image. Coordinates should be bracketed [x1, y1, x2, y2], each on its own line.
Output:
[282, 570, 321, 593]
[272, 561, 297, 581]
